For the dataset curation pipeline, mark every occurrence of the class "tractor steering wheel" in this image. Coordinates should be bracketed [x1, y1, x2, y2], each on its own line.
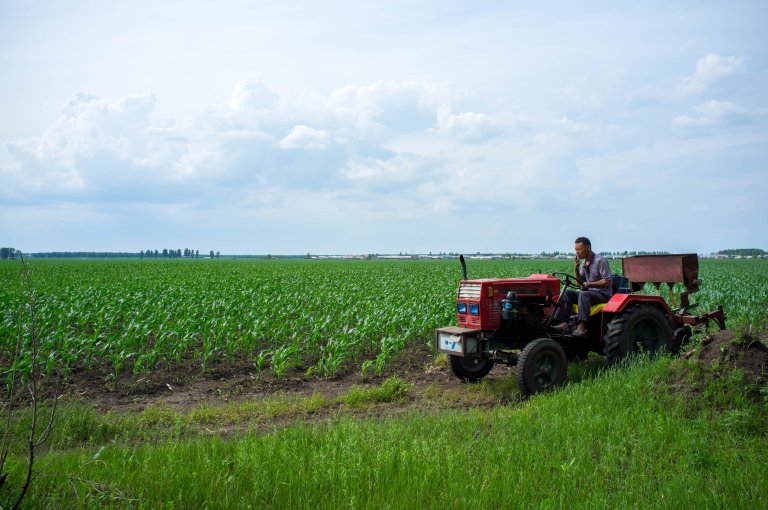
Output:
[552, 272, 582, 290]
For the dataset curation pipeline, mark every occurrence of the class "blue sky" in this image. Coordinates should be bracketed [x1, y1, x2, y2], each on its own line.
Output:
[1, 1, 766, 254]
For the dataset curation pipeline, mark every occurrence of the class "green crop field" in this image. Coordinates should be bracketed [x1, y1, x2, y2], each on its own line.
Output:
[1, 258, 767, 381]
[1, 257, 767, 508]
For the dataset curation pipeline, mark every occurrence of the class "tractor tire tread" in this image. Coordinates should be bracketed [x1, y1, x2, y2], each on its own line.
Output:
[447, 354, 493, 383]
[604, 303, 671, 366]
[516, 338, 567, 396]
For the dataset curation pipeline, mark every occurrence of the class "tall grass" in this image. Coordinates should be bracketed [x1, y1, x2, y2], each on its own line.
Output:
[6, 357, 766, 509]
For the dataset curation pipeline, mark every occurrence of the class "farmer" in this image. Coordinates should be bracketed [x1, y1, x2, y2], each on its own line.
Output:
[551, 236, 612, 338]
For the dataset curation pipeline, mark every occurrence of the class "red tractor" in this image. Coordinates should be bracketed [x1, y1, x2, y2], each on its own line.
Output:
[435, 254, 726, 395]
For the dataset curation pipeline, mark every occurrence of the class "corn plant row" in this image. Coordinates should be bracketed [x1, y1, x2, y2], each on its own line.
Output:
[1, 258, 766, 381]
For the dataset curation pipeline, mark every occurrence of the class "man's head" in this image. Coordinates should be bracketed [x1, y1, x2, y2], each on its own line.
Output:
[574, 237, 592, 260]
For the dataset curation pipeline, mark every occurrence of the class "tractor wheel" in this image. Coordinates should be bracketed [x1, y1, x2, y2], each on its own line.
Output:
[516, 338, 567, 396]
[447, 355, 494, 382]
[604, 304, 672, 365]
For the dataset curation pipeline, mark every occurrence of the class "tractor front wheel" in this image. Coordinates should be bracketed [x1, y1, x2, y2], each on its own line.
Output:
[516, 338, 567, 396]
[604, 304, 672, 365]
[447, 355, 494, 382]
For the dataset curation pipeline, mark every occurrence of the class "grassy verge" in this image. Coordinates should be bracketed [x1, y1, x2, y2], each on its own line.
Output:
[4, 355, 766, 509]
[2, 376, 418, 451]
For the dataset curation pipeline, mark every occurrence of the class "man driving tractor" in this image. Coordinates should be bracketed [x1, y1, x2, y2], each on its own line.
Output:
[551, 237, 612, 337]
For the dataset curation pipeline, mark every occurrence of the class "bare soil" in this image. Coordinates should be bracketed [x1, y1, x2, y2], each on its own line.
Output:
[678, 327, 768, 402]
[57, 328, 768, 424]
[59, 345, 520, 415]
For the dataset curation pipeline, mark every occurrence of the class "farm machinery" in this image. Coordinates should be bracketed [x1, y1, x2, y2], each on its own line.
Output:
[435, 254, 726, 395]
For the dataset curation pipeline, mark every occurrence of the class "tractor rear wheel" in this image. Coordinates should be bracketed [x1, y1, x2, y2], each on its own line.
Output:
[516, 338, 567, 396]
[447, 355, 493, 382]
[604, 304, 672, 365]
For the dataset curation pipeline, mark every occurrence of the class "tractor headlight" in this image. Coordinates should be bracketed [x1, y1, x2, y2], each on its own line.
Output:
[469, 303, 479, 315]
[457, 302, 468, 314]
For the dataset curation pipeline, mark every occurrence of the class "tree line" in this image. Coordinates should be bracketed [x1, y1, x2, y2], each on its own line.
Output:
[2, 249, 222, 259]
[717, 248, 765, 257]
[141, 249, 207, 258]
[1, 247, 19, 260]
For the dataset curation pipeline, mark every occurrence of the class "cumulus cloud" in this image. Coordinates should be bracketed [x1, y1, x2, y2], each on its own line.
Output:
[3, 92, 162, 203]
[278, 125, 332, 149]
[342, 153, 428, 184]
[3, 79, 505, 208]
[678, 53, 746, 96]
[229, 77, 278, 112]
[328, 81, 445, 134]
[673, 100, 750, 128]
[436, 108, 502, 142]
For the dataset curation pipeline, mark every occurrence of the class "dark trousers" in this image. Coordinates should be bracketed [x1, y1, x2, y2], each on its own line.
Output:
[555, 290, 609, 323]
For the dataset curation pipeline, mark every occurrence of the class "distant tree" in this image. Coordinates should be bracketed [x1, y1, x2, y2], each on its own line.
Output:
[216, 251, 220, 259]
[209, 250, 214, 259]
[162, 248, 168, 258]
[719, 248, 766, 257]
[195, 250, 199, 258]
[140, 250, 144, 258]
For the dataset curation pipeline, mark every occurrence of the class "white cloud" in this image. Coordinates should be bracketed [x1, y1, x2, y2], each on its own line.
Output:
[278, 125, 332, 149]
[553, 116, 591, 136]
[328, 81, 446, 133]
[342, 153, 422, 183]
[3, 79, 492, 208]
[3, 92, 162, 203]
[436, 108, 502, 142]
[229, 77, 278, 112]
[678, 53, 746, 96]
[673, 100, 750, 128]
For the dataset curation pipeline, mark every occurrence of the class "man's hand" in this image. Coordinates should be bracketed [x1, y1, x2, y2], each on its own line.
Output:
[573, 255, 582, 285]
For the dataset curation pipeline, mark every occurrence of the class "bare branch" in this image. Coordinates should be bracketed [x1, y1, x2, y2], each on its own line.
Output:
[1, 253, 61, 510]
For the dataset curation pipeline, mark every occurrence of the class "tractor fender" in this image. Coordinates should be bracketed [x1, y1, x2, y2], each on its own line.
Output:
[599, 294, 673, 342]
[601, 294, 671, 315]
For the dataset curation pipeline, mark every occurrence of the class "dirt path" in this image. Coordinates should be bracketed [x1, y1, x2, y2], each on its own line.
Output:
[60, 346, 521, 417]
[58, 328, 767, 429]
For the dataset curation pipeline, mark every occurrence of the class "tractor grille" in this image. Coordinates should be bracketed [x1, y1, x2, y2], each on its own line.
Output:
[488, 301, 499, 324]
[458, 283, 481, 299]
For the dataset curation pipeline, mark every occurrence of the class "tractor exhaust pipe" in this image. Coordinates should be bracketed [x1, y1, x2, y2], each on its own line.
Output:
[460, 254, 467, 280]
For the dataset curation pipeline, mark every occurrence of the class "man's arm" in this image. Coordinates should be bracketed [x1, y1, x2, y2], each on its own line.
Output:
[583, 278, 611, 289]
[583, 257, 611, 289]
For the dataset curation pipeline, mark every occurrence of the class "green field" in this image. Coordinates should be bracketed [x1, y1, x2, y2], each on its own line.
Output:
[2, 258, 766, 380]
[1, 258, 767, 508]
[4, 356, 767, 509]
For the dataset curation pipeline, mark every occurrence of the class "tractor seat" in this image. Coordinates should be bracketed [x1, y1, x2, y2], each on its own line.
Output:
[571, 303, 607, 317]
